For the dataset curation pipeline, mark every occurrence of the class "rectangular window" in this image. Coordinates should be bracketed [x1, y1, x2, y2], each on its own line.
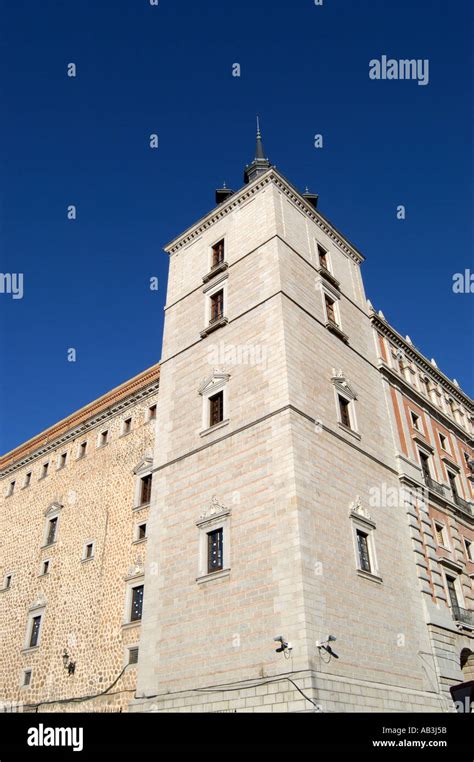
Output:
[317, 244, 328, 270]
[24, 472, 32, 487]
[338, 395, 351, 429]
[29, 615, 42, 648]
[128, 647, 139, 665]
[148, 404, 157, 421]
[23, 669, 32, 687]
[439, 433, 447, 451]
[356, 530, 371, 572]
[41, 561, 50, 576]
[207, 528, 224, 573]
[212, 239, 225, 268]
[464, 538, 473, 562]
[209, 391, 224, 427]
[137, 523, 147, 541]
[419, 451, 431, 483]
[140, 474, 152, 505]
[446, 575, 460, 615]
[79, 442, 87, 459]
[59, 453, 67, 469]
[84, 543, 94, 560]
[447, 471, 458, 499]
[325, 295, 336, 324]
[210, 290, 224, 323]
[434, 522, 445, 546]
[410, 412, 420, 430]
[41, 463, 49, 479]
[46, 517, 58, 546]
[4, 574, 12, 589]
[122, 418, 132, 435]
[99, 431, 108, 447]
[130, 585, 144, 621]
[8, 480, 15, 496]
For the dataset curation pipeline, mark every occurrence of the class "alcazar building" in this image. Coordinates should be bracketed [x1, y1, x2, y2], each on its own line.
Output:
[1, 130, 473, 713]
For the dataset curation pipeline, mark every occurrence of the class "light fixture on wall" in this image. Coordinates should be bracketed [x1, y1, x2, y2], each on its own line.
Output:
[274, 635, 292, 656]
[62, 649, 76, 675]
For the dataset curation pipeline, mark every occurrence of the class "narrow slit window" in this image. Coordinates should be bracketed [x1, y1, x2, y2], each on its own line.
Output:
[207, 528, 224, 573]
[130, 585, 144, 621]
[46, 517, 58, 546]
[210, 290, 224, 323]
[212, 239, 225, 268]
[209, 391, 224, 427]
[29, 616, 42, 648]
[356, 530, 371, 573]
[325, 295, 336, 325]
[338, 396, 351, 429]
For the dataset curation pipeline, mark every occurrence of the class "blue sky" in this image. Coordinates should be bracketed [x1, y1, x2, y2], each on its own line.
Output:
[0, 0, 472, 453]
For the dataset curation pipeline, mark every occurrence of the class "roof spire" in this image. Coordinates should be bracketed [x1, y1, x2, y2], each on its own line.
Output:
[244, 116, 271, 183]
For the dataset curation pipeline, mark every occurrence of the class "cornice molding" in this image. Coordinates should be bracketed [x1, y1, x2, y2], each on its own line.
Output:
[372, 313, 473, 410]
[0, 379, 160, 478]
[164, 169, 365, 265]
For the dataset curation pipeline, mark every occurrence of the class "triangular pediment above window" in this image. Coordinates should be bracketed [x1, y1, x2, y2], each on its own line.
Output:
[198, 370, 230, 396]
[331, 370, 357, 400]
[44, 502, 63, 517]
[133, 455, 153, 475]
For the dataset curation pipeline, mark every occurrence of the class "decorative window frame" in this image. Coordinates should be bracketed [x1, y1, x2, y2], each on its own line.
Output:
[331, 371, 360, 438]
[417, 446, 434, 479]
[196, 497, 231, 584]
[202, 236, 229, 283]
[433, 519, 451, 550]
[440, 564, 465, 614]
[122, 575, 145, 626]
[200, 274, 229, 337]
[349, 497, 381, 583]
[132, 455, 154, 509]
[42, 503, 63, 547]
[198, 371, 230, 436]
[23, 600, 46, 651]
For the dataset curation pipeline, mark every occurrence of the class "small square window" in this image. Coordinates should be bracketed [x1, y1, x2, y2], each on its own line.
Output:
[148, 404, 157, 421]
[24, 472, 32, 487]
[212, 239, 225, 268]
[83, 543, 94, 560]
[46, 516, 58, 546]
[207, 528, 224, 573]
[122, 418, 132, 435]
[41, 560, 50, 576]
[130, 585, 144, 622]
[128, 647, 139, 665]
[78, 442, 87, 459]
[98, 431, 108, 447]
[209, 391, 224, 427]
[23, 669, 32, 687]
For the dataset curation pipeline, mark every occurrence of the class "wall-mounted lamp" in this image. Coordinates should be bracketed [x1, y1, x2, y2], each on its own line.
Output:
[316, 635, 339, 660]
[62, 649, 76, 676]
[273, 635, 292, 654]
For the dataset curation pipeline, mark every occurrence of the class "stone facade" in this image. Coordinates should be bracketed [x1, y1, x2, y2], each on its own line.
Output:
[1, 164, 472, 714]
[0, 364, 159, 712]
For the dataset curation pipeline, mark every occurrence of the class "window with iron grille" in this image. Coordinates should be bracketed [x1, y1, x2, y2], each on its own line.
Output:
[140, 474, 152, 505]
[128, 647, 139, 665]
[130, 585, 144, 621]
[29, 616, 42, 648]
[212, 240, 225, 268]
[207, 528, 223, 573]
[210, 290, 224, 323]
[356, 530, 371, 573]
[338, 396, 351, 429]
[46, 517, 58, 546]
[209, 391, 224, 427]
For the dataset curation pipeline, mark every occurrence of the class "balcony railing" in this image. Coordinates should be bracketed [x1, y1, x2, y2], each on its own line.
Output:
[424, 475, 445, 497]
[453, 493, 474, 515]
[452, 606, 474, 627]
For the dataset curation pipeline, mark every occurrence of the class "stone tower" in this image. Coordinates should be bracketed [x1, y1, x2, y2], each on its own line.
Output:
[132, 129, 447, 712]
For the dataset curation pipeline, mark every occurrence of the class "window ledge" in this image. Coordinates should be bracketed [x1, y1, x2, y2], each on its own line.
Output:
[337, 422, 361, 440]
[133, 501, 150, 511]
[119, 431, 132, 439]
[21, 646, 40, 655]
[200, 419, 230, 437]
[121, 621, 142, 630]
[200, 317, 229, 338]
[317, 266, 340, 289]
[325, 321, 348, 343]
[132, 538, 147, 545]
[41, 541, 57, 550]
[356, 569, 383, 584]
[196, 568, 231, 584]
[97, 442, 109, 449]
[202, 262, 228, 283]
[81, 557, 95, 564]
[0, 587, 12, 593]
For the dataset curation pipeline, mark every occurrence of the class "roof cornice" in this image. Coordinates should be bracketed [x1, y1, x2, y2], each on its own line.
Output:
[164, 168, 365, 265]
[0, 363, 160, 476]
[371, 312, 473, 410]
